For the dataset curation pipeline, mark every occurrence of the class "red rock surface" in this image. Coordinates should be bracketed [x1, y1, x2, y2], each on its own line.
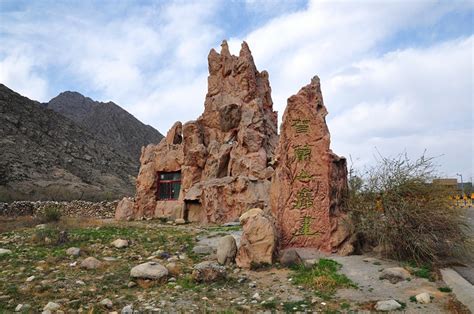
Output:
[126, 41, 278, 223]
[270, 76, 351, 252]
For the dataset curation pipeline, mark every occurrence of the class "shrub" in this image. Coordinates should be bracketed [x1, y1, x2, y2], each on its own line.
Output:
[42, 205, 62, 222]
[349, 152, 470, 264]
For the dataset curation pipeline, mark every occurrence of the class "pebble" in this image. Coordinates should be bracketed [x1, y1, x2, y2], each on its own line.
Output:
[252, 292, 261, 301]
[127, 281, 137, 288]
[0, 248, 12, 255]
[99, 298, 113, 308]
[24, 275, 35, 282]
[121, 304, 133, 314]
[43, 301, 61, 312]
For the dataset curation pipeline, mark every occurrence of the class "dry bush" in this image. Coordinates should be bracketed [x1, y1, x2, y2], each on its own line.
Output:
[349, 152, 470, 265]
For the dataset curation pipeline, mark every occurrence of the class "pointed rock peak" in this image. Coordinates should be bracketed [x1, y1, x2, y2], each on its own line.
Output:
[239, 41, 252, 58]
[220, 40, 231, 57]
[311, 75, 320, 86]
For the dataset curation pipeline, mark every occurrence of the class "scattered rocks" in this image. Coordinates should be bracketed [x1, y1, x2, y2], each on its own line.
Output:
[0, 248, 12, 256]
[279, 249, 303, 267]
[217, 235, 237, 265]
[80, 257, 102, 270]
[66, 247, 81, 256]
[111, 239, 129, 248]
[99, 298, 113, 308]
[375, 300, 402, 311]
[192, 261, 227, 282]
[380, 267, 411, 283]
[43, 301, 61, 312]
[192, 245, 213, 255]
[15, 304, 30, 312]
[416, 292, 431, 304]
[130, 262, 168, 280]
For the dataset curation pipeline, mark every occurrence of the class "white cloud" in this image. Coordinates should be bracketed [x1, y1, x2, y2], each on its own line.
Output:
[326, 36, 473, 178]
[0, 49, 48, 101]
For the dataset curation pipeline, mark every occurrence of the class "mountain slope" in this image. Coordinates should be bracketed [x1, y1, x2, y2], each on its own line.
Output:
[47, 91, 163, 161]
[0, 84, 137, 201]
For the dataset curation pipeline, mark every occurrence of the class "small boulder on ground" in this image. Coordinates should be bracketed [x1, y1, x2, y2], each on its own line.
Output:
[379, 267, 411, 283]
[121, 304, 133, 314]
[279, 249, 303, 267]
[416, 292, 431, 304]
[165, 262, 181, 276]
[375, 300, 402, 311]
[66, 247, 80, 256]
[130, 262, 168, 280]
[192, 261, 227, 282]
[174, 218, 186, 225]
[115, 197, 134, 221]
[80, 257, 102, 270]
[111, 239, 129, 248]
[0, 248, 12, 256]
[43, 301, 61, 312]
[217, 235, 237, 265]
[99, 298, 113, 308]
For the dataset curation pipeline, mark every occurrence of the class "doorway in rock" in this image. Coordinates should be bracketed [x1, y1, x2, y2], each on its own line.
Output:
[185, 200, 206, 223]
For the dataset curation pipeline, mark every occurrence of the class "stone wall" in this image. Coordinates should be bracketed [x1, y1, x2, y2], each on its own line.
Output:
[0, 200, 119, 218]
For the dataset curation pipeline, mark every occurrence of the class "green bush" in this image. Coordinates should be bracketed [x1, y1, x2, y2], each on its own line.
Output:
[42, 205, 62, 222]
[348, 152, 470, 264]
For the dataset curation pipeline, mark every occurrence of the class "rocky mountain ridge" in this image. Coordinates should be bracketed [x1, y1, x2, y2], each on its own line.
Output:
[0, 84, 162, 201]
[47, 91, 163, 161]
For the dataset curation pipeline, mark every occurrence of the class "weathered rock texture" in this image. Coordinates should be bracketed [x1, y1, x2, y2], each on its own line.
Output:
[130, 41, 278, 223]
[236, 209, 277, 268]
[270, 76, 350, 252]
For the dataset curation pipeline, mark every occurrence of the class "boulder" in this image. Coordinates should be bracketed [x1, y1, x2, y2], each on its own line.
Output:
[270, 76, 349, 252]
[99, 298, 113, 309]
[239, 208, 264, 224]
[236, 210, 277, 268]
[375, 300, 402, 311]
[192, 261, 227, 282]
[130, 262, 168, 280]
[111, 239, 129, 248]
[380, 267, 411, 284]
[80, 257, 102, 270]
[415, 292, 431, 304]
[115, 197, 134, 221]
[279, 249, 303, 267]
[66, 247, 80, 256]
[165, 262, 181, 277]
[217, 235, 237, 265]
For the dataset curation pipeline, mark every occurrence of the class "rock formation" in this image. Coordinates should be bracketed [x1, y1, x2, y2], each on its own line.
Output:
[236, 208, 277, 268]
[129, 41, 278, 223]
[270, 76, 351, 253]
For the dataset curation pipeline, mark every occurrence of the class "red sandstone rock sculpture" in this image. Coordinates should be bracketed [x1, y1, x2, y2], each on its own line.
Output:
[125, 41, 278, 224]
[270, 76, 352, 253]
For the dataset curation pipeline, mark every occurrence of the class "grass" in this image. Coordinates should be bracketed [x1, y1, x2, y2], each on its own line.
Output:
[291, 259, 357, 300]
[282, 300, 309, 312]
[438, 287, 452, 293]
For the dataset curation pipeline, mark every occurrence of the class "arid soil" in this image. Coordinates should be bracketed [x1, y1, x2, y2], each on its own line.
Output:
[0, 218, 468, 313]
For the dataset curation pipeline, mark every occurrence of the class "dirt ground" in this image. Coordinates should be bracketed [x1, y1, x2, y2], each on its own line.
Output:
[0, 217, 470, 313]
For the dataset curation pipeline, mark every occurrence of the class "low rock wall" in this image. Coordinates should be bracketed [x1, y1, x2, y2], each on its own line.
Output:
[0, 200, 119, 218]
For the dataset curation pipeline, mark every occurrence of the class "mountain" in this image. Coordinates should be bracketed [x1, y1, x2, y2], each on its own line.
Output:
[47, 91, 163, 161]
[0, 84, 140, 201]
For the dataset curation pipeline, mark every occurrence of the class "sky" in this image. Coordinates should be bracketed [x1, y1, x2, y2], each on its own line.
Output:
[0, 0, 473, 181]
